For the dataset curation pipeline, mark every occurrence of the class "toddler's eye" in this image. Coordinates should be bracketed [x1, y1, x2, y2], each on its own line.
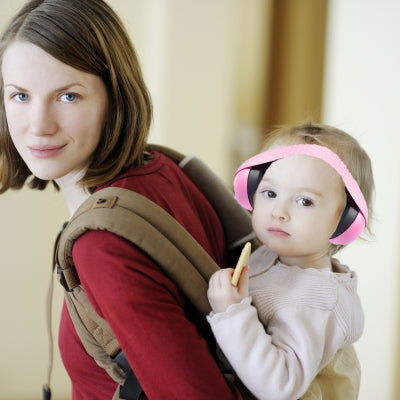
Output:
[298, 198, 313, 207]
[262, 190, 276, 199]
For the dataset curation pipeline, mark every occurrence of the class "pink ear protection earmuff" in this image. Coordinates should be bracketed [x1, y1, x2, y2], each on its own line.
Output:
[233, 144, 368, 245]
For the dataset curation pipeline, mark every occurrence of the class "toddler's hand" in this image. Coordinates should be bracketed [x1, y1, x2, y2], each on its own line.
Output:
[207, 267, 248, 313]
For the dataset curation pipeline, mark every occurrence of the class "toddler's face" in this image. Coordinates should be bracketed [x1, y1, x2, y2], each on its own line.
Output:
[252, 154, 346, 267]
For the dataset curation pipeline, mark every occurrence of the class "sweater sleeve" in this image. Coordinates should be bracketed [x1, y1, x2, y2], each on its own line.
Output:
[73, 230, 241, 400]
[207, 297, 347, 400]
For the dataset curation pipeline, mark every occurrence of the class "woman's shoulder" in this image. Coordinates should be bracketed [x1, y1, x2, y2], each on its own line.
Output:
[97, 151, 170, 189]
[98, 151, 209, 203]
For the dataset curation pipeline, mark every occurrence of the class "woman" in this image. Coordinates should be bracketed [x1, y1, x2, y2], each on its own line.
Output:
[0, 0, 240, 398]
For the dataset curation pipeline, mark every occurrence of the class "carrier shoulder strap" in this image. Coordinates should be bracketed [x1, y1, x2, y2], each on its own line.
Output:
[58, 186, 220, 315]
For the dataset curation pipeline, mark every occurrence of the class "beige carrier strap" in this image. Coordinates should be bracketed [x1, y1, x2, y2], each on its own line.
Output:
[64, 287, 126, 384]
[58, 187, 220, 316]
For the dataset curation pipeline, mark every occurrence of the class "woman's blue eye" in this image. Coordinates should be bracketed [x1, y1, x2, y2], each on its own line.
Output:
[15, 93, 29, 102]
[61, 93, 77, 102]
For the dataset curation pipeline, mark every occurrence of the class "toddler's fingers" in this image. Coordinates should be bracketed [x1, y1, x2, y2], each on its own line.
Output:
[209, 268, 233, 289]
[237, 266, 249, 297]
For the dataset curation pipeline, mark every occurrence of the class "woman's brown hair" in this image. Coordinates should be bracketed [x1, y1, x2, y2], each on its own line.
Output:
[0, 0, 152, 192]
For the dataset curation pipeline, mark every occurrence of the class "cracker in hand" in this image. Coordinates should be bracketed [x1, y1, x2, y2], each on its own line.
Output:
[231, 242, 251, 287]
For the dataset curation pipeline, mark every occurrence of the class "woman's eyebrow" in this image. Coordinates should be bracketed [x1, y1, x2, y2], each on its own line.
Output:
[54, 83, 86, 92]
[3, 83, 26, 90]
[3, 82, 86, 91]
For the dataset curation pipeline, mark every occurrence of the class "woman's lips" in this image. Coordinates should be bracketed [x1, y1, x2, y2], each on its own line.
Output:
[28, 144, 65, 158]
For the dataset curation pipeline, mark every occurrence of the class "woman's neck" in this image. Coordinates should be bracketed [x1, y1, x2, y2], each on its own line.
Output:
[55, 171, 91, 217]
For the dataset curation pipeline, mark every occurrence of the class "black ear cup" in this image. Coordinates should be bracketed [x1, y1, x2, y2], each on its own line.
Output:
[330, 191, 362, 244]
[247, 163, 271, 208]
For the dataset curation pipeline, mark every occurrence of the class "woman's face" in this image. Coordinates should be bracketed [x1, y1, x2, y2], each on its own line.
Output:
[2, 41, 108, 184]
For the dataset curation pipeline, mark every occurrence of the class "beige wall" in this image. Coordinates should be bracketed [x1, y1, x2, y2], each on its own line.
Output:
[0, 188, 69, 400]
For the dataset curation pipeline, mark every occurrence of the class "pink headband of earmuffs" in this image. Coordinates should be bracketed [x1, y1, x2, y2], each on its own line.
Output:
[233, 144, 368, 245]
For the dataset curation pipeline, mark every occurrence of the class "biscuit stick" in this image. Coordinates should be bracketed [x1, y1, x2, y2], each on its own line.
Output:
[231, 242, 251, 287]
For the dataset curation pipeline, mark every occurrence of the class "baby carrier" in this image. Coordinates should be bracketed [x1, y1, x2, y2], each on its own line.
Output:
[50, 144, 257, 400]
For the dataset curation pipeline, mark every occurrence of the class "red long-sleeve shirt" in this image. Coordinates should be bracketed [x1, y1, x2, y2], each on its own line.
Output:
[58, 151, 242, 399]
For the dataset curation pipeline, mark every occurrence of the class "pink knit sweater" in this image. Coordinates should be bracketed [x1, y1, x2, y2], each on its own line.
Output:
[208, 245, 364, 400]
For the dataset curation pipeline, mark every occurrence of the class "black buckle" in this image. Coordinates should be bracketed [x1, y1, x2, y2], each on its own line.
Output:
[112, 351, 143, 400]
[57, 267, 73, 292]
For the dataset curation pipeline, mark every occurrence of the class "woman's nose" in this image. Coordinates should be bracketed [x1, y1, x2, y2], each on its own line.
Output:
[29, 101, 58, 136]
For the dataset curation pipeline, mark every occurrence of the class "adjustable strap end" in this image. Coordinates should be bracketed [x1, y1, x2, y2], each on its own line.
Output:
[57, 265, 80, 292]
[42, 384, 52, 400]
